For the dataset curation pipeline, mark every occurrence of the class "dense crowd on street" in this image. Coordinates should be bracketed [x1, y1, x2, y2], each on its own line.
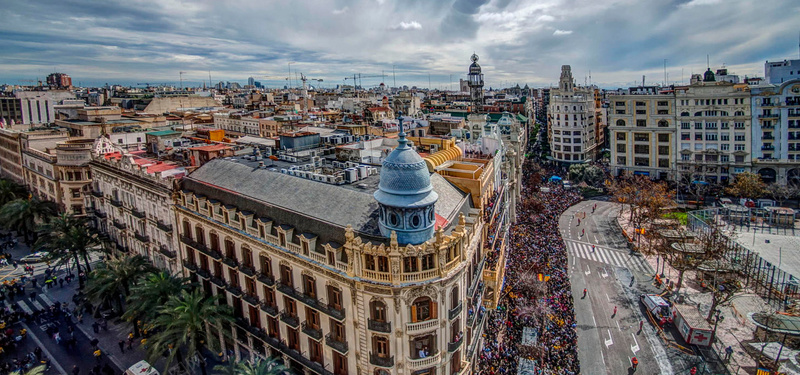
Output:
[479, 160, 581, 375]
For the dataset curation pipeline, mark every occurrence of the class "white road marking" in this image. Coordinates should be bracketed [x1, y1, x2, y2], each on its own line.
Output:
[600, 267, 609, 279]
[605, 329, 614, 347]
[605, 293, 610, 302]
[601, 350, 606, 367]
[616, 320, 621, 331]
[592, 315, 597, 327]
[585, 265, 591, 276]
[631, 333, 641, 354]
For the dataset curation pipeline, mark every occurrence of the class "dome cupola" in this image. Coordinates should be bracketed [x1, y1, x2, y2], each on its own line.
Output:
[374, 112, 438, 245]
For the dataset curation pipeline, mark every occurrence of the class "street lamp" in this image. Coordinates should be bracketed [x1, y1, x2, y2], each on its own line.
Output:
[711, 308, 723, 345]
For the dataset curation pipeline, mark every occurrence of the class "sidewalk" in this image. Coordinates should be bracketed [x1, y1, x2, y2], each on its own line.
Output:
[1, 231, 148, 373]
[616, 211, 760, 374]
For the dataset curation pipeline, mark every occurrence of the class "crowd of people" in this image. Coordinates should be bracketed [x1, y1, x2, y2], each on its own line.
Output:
[479, 160, 582, 375]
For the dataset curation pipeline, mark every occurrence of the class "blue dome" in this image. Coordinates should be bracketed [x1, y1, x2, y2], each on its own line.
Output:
[374, 118, 438, 245]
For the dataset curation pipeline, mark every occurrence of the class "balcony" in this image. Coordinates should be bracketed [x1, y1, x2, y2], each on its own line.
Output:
[367, 319, 391, 333]
[159, 246, 176, 259]
[226, 284, 243, 297]
[131, 208, 146, 219]
[180, 236, 221, 260]
[243, 294, 260, 306]
[301, 322, 323, 341]
[91, 190, 103, 198]
[369, 353, 394, 368]
[115, 243, 128, 253]
[110, 199, 123, 208]
[237, 318, 267, 342]
[134, 232, 150, 243]
[222, 257, 239, 269]
[763, 135, 775, 140]
[759, 114, 779, 119]
[280, 310, 300, 328]
[260, 303, 278, 317]
[762, 124, 775, 129]
[406, 319, 438, 334]
[787, 101, 800, 106]
[240, 265, 256, 277]
[257, 273, 275, 286]
[156, 221, 173, 232]
[210, 276, 227, 288]
[258, 335, 334, 375]
[325, 333, 348, 354]
[276, 283, 346, 322]
[196, 268, 211, 279]
[448, 336, 464, 352]
[407, 351, 441, 371]
[449, 303, 463, 320]
[182, 260, 198, 272]
[762, 145, 776, 151]
[112, 220, 127, 230]
[93, 210, 107, 219]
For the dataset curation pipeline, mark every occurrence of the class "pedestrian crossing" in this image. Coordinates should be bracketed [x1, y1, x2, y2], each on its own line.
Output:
[565, 240, 651, 273]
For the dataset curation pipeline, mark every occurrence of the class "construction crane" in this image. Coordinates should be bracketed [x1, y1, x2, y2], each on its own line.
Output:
[136, 82, 174, 88]
[299, 73, 323, 91]
[18, 79, 42, 86]
[179, 71, 187, 90]
[344, 73, 386, 90]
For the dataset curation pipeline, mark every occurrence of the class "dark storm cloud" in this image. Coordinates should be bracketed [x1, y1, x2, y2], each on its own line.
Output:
[0, 0, 797, 88]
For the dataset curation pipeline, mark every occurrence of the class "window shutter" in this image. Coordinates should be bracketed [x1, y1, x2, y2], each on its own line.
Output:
[411, 305, 417, 322]
[431, 301, 438, 319]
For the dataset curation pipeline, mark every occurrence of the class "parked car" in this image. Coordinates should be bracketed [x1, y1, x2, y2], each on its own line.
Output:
[19, 252, 49, 263]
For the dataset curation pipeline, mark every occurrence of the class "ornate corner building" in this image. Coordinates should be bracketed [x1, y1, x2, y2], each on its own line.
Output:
[174, 119, 525, 375]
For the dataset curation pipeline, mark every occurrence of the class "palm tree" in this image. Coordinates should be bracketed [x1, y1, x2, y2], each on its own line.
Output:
[0, 179, 27, 207]
[124, 271, 189, 335]
[9, 365, 46, 375]
[34, 213, 106, 287]
[0, 197, 57, 244]
[85, 254, 155, 314]
[146, 289, 234, 375]
[213, 357, 287, 375]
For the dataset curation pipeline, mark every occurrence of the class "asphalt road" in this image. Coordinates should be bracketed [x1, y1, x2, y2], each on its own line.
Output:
[561, 199, 677, 375]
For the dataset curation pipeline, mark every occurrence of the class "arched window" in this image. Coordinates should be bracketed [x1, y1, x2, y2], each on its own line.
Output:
[734, 110, 745, 116]
[616, 119, 625, 126]
[681, 112, 690, 116]
[195, 225, 205, 246]
[658, 120, 668, 127]
[209, 232, 220, 252]
[225, 238, 236, 260]
[183, 220, 192, 239]
[411, 297, 437, 322]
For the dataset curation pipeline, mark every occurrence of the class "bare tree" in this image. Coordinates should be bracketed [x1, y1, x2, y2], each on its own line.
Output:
[766, 184, 798, 207]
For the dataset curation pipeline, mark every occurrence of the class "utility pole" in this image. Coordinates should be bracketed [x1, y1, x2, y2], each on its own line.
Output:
[179, 71, 186, 90]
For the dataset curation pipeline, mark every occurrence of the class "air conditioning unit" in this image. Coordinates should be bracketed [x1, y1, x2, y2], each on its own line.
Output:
[280, 169, 288, 174]
[430, 144, 439, 153]
[358, 165, 368, 179]
[344, 168, 358, 183]
[369, 167, 378, 175]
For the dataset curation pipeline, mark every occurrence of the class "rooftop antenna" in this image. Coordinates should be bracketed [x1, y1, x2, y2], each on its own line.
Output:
[208, 71, 212, 88]
[179, 71, 186, 90]
[663, 59, 667, 87]
[707, 55, 710, 70]
[589, 70, 592, 86]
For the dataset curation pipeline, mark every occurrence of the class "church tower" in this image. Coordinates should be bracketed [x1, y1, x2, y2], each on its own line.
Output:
[374, 114, 438, 245]
[468, 53, 484, 111]
[559, 65, 574, 92]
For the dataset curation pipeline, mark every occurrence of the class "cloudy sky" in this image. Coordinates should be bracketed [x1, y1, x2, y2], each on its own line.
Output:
[1, 0, 798, 89]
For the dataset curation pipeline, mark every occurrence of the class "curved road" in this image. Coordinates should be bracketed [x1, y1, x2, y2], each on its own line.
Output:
[561, 199, 678, 375]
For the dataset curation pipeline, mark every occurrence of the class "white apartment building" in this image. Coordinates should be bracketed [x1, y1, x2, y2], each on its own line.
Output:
[674, 70, 752, 185]
[547, 65, 597, 163]
[750, 78, 800, 185]
[87, 136, 186, 273]
[608, 87, 676, 180]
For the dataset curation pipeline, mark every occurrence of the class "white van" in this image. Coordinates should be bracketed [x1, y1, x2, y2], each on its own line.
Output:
[126, 360, 160, 375]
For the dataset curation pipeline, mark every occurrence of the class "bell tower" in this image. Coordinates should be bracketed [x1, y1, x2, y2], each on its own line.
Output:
[468, 53, 484, 111]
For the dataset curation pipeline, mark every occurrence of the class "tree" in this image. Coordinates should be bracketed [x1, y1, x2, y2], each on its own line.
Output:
[0, 197, 57, 244]
[124, 271, 189, 332]
[766, 184, 799, 207]
[0, 179, 27, 207]
[213, 357, 287, 375]
[34, 213, 106, 288]
[9, 365, 46, 375]
[725, 172, 766, 201]
[569, 164, 605, 187]
[85, 254, 155, 314]
[146, 289, 234, 375]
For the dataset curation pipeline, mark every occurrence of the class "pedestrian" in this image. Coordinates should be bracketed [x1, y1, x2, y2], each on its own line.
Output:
[90, 338, 99, 349]
[582, 288, 587, 298]
[118, 340, 125, 353]
[72, 365, 80, 375]
[59, 278, 65, 288]
[127, 336, 133, 350]
[92, 321, 100, 333]
[639, 320, 644, 331]
[613, 306, 617, 316]
[31, 278, 37, 288]
[12, 261, 17, 269]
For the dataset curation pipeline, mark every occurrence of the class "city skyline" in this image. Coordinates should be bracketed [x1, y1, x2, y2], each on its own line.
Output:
[1, 0, 799, 89]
